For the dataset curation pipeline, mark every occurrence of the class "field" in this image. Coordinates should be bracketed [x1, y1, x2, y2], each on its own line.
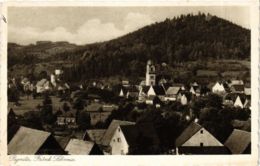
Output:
[8, 95, 65, 116]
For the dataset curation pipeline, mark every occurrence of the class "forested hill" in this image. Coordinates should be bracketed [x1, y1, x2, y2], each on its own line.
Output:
[8, 13, 250, 80]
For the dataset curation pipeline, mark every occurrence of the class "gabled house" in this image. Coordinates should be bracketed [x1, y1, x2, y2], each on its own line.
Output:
[126, 85, 139, 99]
[234, 95, 249, 109]
[212, 82, 226, 94]
[165, 86, 181, 101]
[224, 129, 251, 154]
[145, 96, 162, 107]
[110, 124, 160, 155]
[229, 80, 244, 87]
[83, 129, 106, 145]
[189, 86, 201, 97]
[230, 84, 244, 93]
[54, 136, 71, 150]
[175, 122, 229, 154]
[101, 120, 135, 153]
[119, 87, 128, 97]
[56, 108, 78, 129]
[65, 138, 103, 155]
[8, 126, 65, 154]
[36, 79, 52, 93]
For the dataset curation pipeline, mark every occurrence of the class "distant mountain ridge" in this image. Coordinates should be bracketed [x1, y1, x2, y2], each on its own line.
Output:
[8, 13, 250, 81]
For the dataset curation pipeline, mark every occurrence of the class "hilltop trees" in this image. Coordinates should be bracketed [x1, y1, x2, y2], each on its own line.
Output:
[8, 13, 250, 82]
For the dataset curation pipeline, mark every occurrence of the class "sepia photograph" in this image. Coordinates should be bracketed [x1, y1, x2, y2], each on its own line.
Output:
[6, 5, 255, 158]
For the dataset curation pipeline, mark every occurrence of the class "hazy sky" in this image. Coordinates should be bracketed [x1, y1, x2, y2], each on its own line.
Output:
[8, 6, 250, 45]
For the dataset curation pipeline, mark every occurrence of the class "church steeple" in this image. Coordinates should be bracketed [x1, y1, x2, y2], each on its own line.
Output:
[145, 60, 156, 86]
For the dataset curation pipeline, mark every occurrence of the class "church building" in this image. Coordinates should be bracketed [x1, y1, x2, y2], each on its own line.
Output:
[145, 60, 156, 86]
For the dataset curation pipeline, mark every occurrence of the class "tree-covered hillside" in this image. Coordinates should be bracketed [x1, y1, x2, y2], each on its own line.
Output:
[8, 13, 250, 81]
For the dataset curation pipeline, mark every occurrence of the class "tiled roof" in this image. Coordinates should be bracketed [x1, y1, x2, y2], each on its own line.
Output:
[8, 126, 51, 154]
[175, 122, 202, 147]
[224, 129, 251, 154]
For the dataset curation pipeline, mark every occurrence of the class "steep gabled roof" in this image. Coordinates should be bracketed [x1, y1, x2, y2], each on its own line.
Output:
[224, 129, 251, 154]
[166, 86, 181, 95]
[83, 129, 106, 144]
[175, 122, 202, 147]
[120, 123, 160, 147]
[8, 126, 51, 154]
[65, 138, 95, 155]
[152, 86, 165, 95]
[54, 136, 71, 150]
[101, 120, 135, 146]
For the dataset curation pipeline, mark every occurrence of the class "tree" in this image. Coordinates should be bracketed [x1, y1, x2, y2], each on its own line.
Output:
[77, 111, 91, 130]
[63, 102, 70, 112]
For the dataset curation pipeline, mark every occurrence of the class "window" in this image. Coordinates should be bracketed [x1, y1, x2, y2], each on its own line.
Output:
[200, 130, 203, 134]
[117, 138, 121, 142]
[200, 143, 203, 147]
[121, 150, 124, 154]
[150, 75, 154, 79]
[118, 128, 121, 132]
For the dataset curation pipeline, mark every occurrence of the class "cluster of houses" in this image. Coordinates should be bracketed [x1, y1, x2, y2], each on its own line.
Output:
[8, 120, 251, 155]
[8, 69, 70, 96]
[118, 60, 251, 109]
[7, 60, 251, 155]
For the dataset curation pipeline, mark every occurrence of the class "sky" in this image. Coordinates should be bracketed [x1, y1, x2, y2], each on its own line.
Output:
[8, 6, 250, 45]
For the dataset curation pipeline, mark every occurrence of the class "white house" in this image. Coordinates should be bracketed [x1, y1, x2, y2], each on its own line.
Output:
[36, 79, 51, 93]
[101, 120, 135, 153]
[110, 124, 160, 155]
[180, 94, 188, 105]
[212, 82, 226, 94]
[110, 125, 129, 154]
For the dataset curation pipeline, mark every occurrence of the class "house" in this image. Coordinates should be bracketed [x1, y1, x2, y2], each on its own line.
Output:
[224, 129, 251, 154]
[65, 138, 103, 155]
[101, 120, 135, 152]
[230, 84, 244, 93]
[110, 124, 160, 155]
[212, 82, 226, 94]
[8, 126, 65, 154]
[83, 129, 106, 144]
[122, 80, 130, 87]
[90, 111, 111, 126]
[36, 79, 52, 93]
[102, 104, 118, 112]
[234, 95, 249, 109]
[138, 85, 165, 102]
[244, 88, 251, 96]
[126, 85, 139, 99]
[189, 86, 201, 96]
[229, 80, 244, 87]
[56, 109, 78, 129]
[180, 94, 188, 105]
[145, 96, 162, 107]
[86, 102, 103, 112]
[55, 69, 63, 76]
[54, 136, 71, 150]
[175, 122, 229, 154]
[165, 86, 181, 101]
[119, 87, 128, 97]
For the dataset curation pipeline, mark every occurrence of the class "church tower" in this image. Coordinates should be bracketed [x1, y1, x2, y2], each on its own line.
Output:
[145, 60, 156, 86]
